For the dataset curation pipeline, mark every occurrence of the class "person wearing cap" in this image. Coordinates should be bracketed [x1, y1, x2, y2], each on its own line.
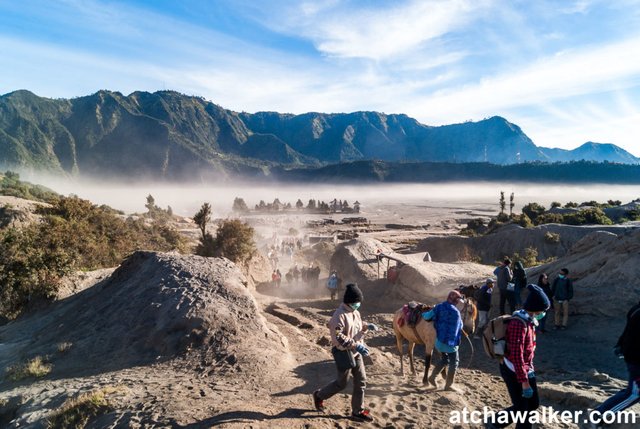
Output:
[313, 283, 377, 422]
[475, 278, 495, 339]
[485, 284, 550, 429]
[421, 290, 465, 391]
[551, 268, 573, 330]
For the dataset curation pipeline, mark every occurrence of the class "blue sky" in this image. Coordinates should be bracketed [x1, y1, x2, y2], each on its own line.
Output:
[2, 0, 640, 155]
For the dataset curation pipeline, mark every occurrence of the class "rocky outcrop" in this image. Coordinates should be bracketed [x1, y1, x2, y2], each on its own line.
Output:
[0, 251, 290, 379]
[528, 229, 640, 317]
[416, 223, 639, 264]
[329, 238, 492, 305]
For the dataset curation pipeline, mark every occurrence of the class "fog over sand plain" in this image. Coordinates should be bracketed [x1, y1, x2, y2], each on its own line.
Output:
[36, 176, 640, 217]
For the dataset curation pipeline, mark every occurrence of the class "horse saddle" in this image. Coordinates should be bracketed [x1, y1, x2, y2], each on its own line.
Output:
[400, 301, 432, 327]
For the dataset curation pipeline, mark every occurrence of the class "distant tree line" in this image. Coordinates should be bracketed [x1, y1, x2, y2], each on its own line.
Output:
[232, 197, 360, 214]
[272, 160, 640, 184]
[462, 193, 638, 237]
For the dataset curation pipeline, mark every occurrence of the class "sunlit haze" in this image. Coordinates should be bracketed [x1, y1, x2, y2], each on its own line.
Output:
[38, 176, 640, 217]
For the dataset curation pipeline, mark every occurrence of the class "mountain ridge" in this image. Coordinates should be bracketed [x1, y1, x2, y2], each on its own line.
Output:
[0, 89, 637, 181]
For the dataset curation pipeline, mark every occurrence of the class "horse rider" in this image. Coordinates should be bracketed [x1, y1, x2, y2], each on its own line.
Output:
[421, 290, 465, 392]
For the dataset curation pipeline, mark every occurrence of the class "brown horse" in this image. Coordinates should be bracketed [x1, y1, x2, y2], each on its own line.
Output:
[392, 300, 477, 384]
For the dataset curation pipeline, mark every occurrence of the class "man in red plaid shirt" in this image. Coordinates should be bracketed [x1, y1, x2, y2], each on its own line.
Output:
[486, 284, 550, 429]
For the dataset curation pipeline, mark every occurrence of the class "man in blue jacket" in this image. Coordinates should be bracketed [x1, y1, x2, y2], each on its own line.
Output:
[422, 290, 464, 392]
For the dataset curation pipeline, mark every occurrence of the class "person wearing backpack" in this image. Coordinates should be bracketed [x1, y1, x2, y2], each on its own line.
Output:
[422, 290, 465, 392]
[312, 283, 378, 422]
[474, 278, 495, 339]
[551, 268, 573, 330]
[494, 258, 515, 315]
[485, 284, 550, 429]
[583, 300, 640, 428]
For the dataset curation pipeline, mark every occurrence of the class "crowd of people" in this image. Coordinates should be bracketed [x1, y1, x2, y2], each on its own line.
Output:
[310, 258, 638, 428]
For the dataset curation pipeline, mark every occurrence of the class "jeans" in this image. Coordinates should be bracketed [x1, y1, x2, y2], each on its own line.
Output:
[317, 353, 367, 413]
[492, 364, 539, 429]
[432, 348, 459, 373]
[500, 290, 517, 315]
[514, 285, 522, 308]
[477, 310, 489, 334]
[595, 362, 640, 414]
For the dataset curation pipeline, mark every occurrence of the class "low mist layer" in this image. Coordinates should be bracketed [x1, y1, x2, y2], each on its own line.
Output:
[35, 177, 640, 217]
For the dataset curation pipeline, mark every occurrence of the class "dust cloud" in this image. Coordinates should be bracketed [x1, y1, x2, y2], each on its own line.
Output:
[26, 174, 640, 216]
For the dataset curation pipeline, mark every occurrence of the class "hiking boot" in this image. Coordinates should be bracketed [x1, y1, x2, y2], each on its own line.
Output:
[553, 325, 561, 330]
[427, 373, 438, 388]
[444, 368, 462, 393]
[312, 390, 325, 412]
[352, 409, 374, 422]
[560, 326, 567, 330]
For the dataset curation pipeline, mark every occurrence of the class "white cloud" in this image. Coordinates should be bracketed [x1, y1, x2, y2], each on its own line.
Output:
[267, 0, 492, 60]
[404, 35, 640, 124]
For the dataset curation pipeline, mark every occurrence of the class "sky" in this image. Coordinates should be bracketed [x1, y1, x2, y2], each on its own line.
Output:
[1, 0, 640, 155]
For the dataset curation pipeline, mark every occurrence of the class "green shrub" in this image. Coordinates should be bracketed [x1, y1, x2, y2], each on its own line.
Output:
[211, 219, 256, 263]
[0, 195, 186, 318]
[550, 201, 561, 209]
[6, 356, 52, 381]
[544, 232, 561, 243]
[623, 208, 640, 221]
[564, 201, 578, 208]
[496, 212, 510, 222]
[47, 388, 115, 428]
[535, 213, 564, 225]
[460, 218, 485, 236]
[0, 171, 59, 203]
[517, 213, 533, 228]
[510, 247, 540, 268]
[563, 208, 613, 225]
[522, 202, 546, 221]
[195, 219, 256, 263]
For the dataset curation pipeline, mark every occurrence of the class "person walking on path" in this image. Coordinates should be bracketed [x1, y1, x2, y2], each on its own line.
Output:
[584, 300, 640, 428]
[512, 261, 527, 309]
[422, 290, 465, 392]
[495, 258, 515, 315]
[313, 283, 378, 422]
[536, 273, 553, 333]
[485, 284, 550, 429]
[551, 268, 573, 330]
[326, 271, 339, 301]
[475, 278, 495, 339]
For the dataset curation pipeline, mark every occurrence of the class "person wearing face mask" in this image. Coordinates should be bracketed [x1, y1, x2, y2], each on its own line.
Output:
[551, 268, 573, 330]
[422, 290, 465, 392]
[313, 283, 377, 422]
[485, 284, 550, 429]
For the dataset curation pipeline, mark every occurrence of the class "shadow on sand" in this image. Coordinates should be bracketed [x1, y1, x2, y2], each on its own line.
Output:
[177, 408, 345, 427]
